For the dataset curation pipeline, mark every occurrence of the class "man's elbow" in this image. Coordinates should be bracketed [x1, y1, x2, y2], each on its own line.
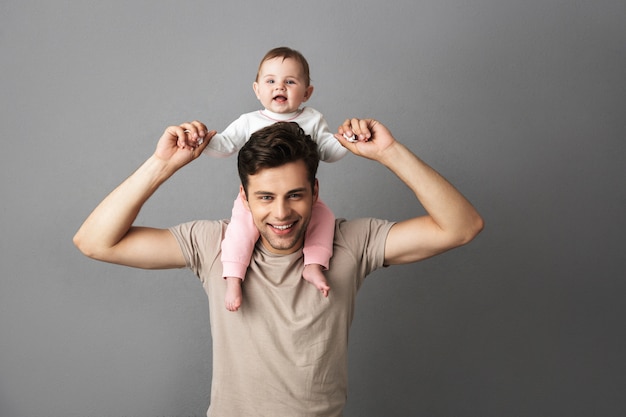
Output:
[457, 214, 484, 246]
[73, 233, 91, 258]
[73, 232, 105, 261]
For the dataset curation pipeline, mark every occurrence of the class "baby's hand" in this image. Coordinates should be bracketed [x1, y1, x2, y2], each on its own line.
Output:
[343, 132, 358, 143]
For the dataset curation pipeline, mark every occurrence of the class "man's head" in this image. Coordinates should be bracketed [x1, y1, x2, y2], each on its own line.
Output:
[237, 122, 320, 254]
[253, 47, 314, 114]
[238, 122, 319, 194]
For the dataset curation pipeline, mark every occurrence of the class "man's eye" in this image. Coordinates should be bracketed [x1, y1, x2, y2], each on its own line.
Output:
[289, 194, 302, 199]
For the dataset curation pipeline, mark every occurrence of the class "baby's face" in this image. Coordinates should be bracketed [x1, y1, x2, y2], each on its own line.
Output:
[253, 57, 313, 114]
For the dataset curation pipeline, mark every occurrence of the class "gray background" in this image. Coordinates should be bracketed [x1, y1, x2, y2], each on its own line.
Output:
[1, 1, 624, 416]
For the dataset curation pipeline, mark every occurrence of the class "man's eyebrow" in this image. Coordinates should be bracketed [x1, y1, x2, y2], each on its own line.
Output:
[252, 187, 308, 196]
[287, 187, 308, 194]
[253, 190, 274, 196]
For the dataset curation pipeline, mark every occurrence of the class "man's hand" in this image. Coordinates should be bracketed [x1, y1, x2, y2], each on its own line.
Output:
[334, 118, 396, 162]
[155, 121, 216, 171]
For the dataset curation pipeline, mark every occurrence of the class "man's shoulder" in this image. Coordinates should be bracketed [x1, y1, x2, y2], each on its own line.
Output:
[172, 218, 228, 228]
[168, 220, 228, 277]
[330, 218, 395, 277]
[335, 217, 394, 227]
[334, 218, 395, 241]
[169, 219, 228, 242]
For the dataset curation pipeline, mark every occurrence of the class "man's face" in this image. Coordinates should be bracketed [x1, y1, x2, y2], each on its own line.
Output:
[240, 160, 318, 255]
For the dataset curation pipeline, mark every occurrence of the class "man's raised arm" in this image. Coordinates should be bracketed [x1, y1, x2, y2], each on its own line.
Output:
[73, 121, 216, 269]
[335, 118, 484, 265]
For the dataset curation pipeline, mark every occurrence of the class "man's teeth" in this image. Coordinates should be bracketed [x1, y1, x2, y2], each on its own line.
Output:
[273, 224, 293, 230]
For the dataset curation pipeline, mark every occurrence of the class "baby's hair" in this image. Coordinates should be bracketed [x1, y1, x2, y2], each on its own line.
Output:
[256, 46, 311, 86]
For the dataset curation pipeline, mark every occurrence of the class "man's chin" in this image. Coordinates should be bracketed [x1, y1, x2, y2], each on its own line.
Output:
[268, 240, 300, 253]
[260, 233, 303, 255]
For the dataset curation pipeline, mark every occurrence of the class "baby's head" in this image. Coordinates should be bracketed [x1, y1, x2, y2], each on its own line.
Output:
[256, 47, 311, 86]
[253, 47, 314, 114]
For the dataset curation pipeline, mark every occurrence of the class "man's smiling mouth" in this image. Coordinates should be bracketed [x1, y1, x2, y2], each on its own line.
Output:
[271, 223, 294, 230]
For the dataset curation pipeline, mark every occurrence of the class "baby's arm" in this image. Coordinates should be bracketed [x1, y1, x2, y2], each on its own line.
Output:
[221, 195, 260, 279]
[303, 199, 335, 269]
[202, 115, 251, 158]
[308, 111, 350, 163]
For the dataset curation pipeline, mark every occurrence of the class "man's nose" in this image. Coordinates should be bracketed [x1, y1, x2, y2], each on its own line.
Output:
[273, 199, 290, 219]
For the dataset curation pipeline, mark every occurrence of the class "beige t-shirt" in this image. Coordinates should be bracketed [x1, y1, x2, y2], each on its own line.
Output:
[169, 218, 394, 417]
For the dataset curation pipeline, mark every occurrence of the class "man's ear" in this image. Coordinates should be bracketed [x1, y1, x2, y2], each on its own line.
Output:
[239, 185, 251, 210]
[312, 179, 319, 203]
[303, 85, 314, 102]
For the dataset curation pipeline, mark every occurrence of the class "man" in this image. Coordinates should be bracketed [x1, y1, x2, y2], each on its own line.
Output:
[74, 118, 483, 416]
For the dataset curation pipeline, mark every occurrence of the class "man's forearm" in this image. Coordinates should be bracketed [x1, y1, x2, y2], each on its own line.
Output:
[380, 141, 483, 255]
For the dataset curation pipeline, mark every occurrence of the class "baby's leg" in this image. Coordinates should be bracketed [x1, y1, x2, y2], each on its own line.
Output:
[225, 277, 243, 312]
[303, 264, 330, 297]
[302, 199, 334, 297]
[222, 194, 259, 311]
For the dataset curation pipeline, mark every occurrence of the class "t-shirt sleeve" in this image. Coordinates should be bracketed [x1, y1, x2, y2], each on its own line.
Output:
[168, 220, 225, 283]
[333, 218, 395, 287]
[301, 107, 349, 163]
[203, 115, 250, 158]
[313, 116, 349, 163]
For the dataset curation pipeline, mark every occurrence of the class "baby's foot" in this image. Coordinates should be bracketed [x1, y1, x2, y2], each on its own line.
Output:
[225, 277, 243, 311]
[303, 264, 330, 297]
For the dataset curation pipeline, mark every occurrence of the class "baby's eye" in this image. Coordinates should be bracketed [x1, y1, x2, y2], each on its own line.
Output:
[286, 80, 296, 85]
[266, 79, 275, 84]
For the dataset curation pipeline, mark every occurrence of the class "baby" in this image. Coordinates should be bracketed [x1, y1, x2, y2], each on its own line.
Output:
[203, 47, 356, 311]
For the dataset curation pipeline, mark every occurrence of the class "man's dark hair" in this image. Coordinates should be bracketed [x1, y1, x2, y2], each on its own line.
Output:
[237, 122, 320, 194]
